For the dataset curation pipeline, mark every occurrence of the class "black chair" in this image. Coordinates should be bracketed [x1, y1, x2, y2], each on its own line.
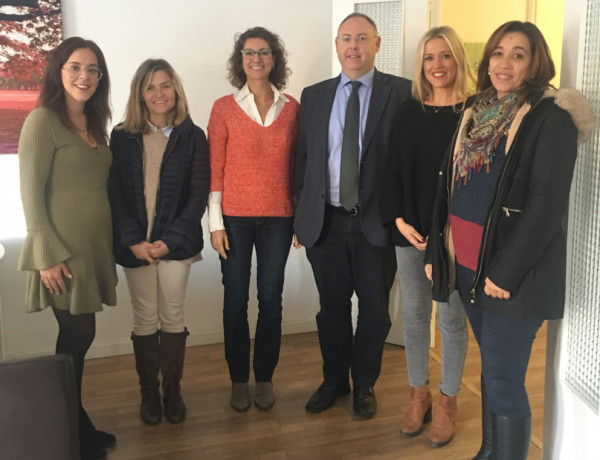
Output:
[0, 354, 80, 460]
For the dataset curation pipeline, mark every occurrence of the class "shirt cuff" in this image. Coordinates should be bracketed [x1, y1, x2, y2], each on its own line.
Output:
[208, 191, 225, 232]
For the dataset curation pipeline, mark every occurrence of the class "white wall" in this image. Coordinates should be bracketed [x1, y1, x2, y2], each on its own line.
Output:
[542, 0, 600, 458]
[0, 0, 335, 359]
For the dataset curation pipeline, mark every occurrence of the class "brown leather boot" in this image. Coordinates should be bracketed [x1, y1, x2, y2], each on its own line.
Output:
[400, 385, 433, 437]
[429, 390, 457, 448]
[160, 329, 189, 424]
[131, 331, 162, 425]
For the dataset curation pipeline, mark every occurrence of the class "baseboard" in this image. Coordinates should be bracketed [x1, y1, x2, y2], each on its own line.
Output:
[2, 320, 318, 361]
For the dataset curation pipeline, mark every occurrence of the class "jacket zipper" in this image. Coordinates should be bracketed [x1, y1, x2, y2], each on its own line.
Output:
[155, 133, 179, 210]
[468, 97, 543, 303]
[501, 206, 522, 217]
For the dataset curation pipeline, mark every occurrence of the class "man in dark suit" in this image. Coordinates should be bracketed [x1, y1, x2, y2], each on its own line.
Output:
[294, 12, 411, 418]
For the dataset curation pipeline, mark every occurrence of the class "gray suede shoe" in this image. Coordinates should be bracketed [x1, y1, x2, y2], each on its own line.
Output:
[230, 382, 251, 412]
[255, 381, 274, 411]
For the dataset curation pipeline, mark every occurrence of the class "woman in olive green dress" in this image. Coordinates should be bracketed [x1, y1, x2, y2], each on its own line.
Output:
[18, 37, 117, 460]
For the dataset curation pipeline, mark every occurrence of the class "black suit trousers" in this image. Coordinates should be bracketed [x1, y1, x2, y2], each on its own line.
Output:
[306, 206, 396, 387]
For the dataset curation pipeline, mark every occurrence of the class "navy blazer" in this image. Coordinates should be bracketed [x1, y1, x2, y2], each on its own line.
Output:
[294, 69, 412, 248]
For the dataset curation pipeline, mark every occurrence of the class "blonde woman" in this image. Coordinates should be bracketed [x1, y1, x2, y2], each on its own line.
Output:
[381, 26, 474, 448]
[108, 59, 210, 425]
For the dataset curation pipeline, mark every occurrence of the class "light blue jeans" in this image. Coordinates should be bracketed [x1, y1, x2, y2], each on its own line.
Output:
[396, 246, 468, 396]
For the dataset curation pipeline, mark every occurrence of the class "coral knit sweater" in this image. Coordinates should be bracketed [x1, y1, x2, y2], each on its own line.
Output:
[208, 94, 299, 217]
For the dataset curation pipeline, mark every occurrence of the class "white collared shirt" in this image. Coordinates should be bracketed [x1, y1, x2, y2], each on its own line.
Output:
[234, 83, 289, 127]
[208, 83, 290, 232]
[147, 121, 173, 138]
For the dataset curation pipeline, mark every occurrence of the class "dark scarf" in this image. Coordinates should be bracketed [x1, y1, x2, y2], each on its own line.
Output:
[454, 87, 519, 185]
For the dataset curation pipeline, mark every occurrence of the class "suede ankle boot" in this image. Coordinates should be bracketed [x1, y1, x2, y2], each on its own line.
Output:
[428, 390, 457, 448]
[132, 331, 162, 425]
[400, 384, 432, 437]
[160, 328, 189, 424]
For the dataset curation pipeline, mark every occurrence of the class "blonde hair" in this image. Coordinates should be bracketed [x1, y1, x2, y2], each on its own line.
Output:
[412, 26, 474, 107]
[119, 59, 189, 133]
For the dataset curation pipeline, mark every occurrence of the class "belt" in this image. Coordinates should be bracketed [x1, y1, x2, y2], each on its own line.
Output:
[326, 204, 360, 216]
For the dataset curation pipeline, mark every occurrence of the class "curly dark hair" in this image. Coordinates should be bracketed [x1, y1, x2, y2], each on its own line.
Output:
[39, 36, 111, 145]
[227, 27, 291, 90]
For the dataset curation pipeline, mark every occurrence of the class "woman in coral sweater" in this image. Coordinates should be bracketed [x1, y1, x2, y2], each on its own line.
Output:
[208, 26, 299, 412]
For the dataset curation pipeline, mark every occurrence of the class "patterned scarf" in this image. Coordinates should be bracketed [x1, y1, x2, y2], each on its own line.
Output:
[454, 87, 519, 185]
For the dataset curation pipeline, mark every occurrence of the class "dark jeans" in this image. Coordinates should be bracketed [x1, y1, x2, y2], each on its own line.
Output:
[306, 206, 396, 387]
[456, 265, 543, 417]
[221, 215, 293, 383]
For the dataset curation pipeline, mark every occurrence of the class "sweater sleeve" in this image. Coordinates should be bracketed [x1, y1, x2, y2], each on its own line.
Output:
[18, 109, 72, 271]
[286, 97, 300, 205]
[207, 98, 229, 193]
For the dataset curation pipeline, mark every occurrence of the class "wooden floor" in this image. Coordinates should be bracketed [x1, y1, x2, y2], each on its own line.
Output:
[83, 325, 546, 459]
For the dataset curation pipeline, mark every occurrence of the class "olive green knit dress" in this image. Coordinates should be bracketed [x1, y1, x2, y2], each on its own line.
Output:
[18, 107, 117, 314]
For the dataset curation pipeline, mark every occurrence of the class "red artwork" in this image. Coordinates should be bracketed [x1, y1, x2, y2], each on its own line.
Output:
[0, 0, 62, 153]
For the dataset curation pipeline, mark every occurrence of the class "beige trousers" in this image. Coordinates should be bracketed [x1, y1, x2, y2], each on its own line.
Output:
[123, 258, 192, 335]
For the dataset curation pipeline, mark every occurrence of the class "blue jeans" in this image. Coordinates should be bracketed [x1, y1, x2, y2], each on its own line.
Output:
[396, 246, 467, 396]
[457, 264, 543, 417]
[221, 216, 293, 383]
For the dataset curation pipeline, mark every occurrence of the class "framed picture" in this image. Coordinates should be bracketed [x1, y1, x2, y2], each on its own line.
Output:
[0, 0, 62, 154]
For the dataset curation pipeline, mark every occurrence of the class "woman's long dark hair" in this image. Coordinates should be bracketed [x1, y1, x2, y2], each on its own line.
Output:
[39, 37, 111, 145]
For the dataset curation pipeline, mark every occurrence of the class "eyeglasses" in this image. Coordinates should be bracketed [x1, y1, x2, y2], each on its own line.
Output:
[241, 48, 273, 59]
[62, 63, 103, 80]
[338, 34, 372, 44]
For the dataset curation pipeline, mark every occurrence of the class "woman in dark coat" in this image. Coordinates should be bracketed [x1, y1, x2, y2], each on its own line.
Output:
[425, 21, 594, 459]
[109, 59, 210, 426]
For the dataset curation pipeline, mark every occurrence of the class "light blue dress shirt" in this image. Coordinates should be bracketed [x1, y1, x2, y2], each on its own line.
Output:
[327, 68, 374, 206]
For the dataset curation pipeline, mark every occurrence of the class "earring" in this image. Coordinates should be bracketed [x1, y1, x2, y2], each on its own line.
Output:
[530, 74, 535, 79]
[487, 70, 490, 75]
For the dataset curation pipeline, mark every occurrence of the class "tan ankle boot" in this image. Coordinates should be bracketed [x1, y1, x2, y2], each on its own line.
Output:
[429, 391, 457, 448]
[400, 385, 433, 437]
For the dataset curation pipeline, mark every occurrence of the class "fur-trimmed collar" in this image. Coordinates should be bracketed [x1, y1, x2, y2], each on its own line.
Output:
[543, 88, 595, 143]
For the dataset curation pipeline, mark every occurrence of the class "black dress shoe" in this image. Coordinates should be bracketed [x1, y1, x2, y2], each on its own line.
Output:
[305, 381, 351, 413]
[353, 386, 377, 419]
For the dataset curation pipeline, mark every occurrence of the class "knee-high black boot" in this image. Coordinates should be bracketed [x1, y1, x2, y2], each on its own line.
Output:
[472, 375, 492, 459]
[491, 412, 531, 460]
[132, 331, 162, 425]
[160, 328, 189, 424]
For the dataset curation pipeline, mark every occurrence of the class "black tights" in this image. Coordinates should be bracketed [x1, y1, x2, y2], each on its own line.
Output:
[51, 307, 96, 408]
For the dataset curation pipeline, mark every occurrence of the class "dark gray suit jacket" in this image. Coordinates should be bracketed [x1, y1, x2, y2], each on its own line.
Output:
[294, 69, 412, 248]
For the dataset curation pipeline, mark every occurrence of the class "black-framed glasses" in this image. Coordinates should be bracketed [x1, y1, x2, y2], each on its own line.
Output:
[240, 48, 273, 59]
[62, 63, 103, 80]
